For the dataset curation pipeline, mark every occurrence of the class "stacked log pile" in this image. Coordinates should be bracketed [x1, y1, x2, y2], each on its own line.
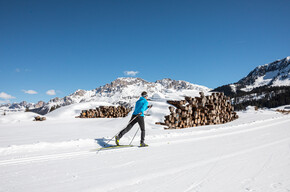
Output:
[276, 109, 290, 115]
[34, 116, 46, 121]
[77, 106, 132, 118]
[156, 92, 239, 129]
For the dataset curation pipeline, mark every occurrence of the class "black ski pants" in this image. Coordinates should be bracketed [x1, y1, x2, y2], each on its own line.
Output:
[118, 115, 145, 144]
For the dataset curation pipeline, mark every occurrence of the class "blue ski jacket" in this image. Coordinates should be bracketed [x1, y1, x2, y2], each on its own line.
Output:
[133, 97, 149, 117]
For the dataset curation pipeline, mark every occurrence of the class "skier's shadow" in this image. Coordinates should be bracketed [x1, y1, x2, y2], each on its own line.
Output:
[94, 138, 114, 147]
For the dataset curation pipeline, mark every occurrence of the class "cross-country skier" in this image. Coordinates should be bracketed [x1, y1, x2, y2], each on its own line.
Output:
[115, 91, 152, 147]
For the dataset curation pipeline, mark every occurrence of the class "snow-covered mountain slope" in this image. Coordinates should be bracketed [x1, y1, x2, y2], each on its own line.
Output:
[213, 56, 290, 110]
[5, 77, 210, 115]
[0, 99, 290, 191]
[214, 56, 290, 94]
[239, 56, 290, 91]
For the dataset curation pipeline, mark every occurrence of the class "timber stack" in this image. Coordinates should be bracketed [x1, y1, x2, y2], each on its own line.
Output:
[77, 106, 132, 118]
[34, 116, 46, 121]
[276, 109, 290, 115]
[156, 92, 239, 129]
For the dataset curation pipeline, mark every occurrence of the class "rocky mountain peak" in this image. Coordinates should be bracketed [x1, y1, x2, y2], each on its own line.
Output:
[236, 56, 290, 90]
[34, 101, 45, 108]
[95, 77, 152, 94]
[110, 77, 151, 87]
[72, 90, 87, 97]
[158, 78, 212, 92]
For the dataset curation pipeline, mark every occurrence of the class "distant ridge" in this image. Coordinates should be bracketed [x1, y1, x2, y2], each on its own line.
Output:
[1, 78, 211, 114]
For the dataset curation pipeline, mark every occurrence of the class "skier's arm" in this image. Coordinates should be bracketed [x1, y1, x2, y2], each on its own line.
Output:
[140, 101, 149, 115]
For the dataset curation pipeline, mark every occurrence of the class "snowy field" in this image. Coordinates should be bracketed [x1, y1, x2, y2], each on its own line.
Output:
[0, 101, 290, 192]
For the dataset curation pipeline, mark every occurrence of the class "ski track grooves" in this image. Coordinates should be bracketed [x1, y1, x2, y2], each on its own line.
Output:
[93, 137, 290, 192]
[155, 116, 290, 146]
[0, 151, 93, 166]
[0, 115, 287, 155]
[0, 117, 289, 167]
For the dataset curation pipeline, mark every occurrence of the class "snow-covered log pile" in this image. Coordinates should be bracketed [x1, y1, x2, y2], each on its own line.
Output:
[156, 92, 239, 129]
[77, 106, 132, 118]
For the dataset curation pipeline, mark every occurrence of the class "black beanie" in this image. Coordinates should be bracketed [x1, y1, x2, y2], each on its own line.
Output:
[141, 91, 148, 97]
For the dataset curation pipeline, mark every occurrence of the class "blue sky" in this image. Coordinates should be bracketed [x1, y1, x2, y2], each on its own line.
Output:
[1, 0, 290, 103]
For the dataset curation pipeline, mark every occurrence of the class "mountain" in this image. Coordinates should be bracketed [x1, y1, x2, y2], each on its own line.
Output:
[213, 56, 290, 110]
[1, 78, 211, 115]
[0, 101, 45, 113]
[215, 56, 290, 94]
[239, 56, 290, 91]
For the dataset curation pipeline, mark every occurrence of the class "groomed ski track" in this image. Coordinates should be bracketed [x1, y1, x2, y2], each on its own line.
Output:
[0, 115, 289, 166]
[1, 114, 290, 192]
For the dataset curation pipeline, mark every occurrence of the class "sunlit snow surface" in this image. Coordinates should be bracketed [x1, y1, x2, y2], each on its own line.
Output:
[0, 98, 290, 192]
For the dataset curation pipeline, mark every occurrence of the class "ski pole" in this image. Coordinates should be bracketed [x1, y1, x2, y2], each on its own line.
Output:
[145, 106, 152, 116]
[129, 126, 140, 145]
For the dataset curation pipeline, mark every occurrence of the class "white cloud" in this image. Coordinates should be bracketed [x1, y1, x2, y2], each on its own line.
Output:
[46, 89, 56, 95]
[0, 92, 16, 99]
[15, 68, 20, 72]
[124, 71, 139, 76]
[23, 90, 38, 94]
[0, 100, 10, 104]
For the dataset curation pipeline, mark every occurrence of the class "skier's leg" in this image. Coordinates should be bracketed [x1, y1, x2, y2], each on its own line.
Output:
[137, 116, 145, 144]
[118, 115, 138, 139]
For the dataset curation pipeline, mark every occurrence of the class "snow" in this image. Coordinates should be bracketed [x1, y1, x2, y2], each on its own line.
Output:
[0, 111, 36, 123]
[272, 78, 290, 87]
[46, 101, 114, 120]
[241, 75, 273, 92]
[230, 84, 237, 93]
[0, 98, 290, 191]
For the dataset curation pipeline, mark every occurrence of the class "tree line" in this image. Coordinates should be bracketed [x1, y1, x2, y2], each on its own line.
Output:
[213, 85, 290, 111]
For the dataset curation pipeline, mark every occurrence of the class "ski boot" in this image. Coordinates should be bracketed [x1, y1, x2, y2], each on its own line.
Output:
[115, 136, 120, 146]
[140, 143, 148, 147]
